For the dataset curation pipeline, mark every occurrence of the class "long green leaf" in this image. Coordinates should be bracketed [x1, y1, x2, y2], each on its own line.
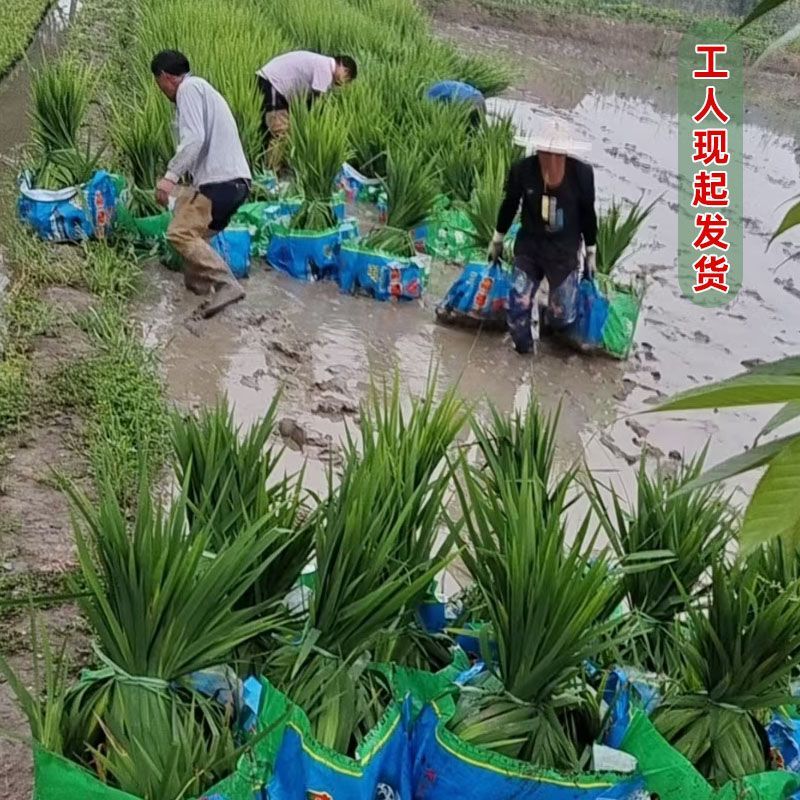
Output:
[655, 374, 800, 412]
[737, 0, 789, 30]
[769, 198, 800, 245]
[740, 436, 800, 553]
[758, 402, 800, 440]
[677, 434, 798, 491]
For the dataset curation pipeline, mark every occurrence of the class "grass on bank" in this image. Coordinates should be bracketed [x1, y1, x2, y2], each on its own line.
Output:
[0, 0, 55, 81]
[53, 301, 169, 508]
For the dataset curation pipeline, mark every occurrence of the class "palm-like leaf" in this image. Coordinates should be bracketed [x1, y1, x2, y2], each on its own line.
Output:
[596, 197, 656, 276]
[587, 452, 735, 672]
[363, 143, 440, 256]
[271, 373, 457, 752]
[450, 411, 621, 770]
[170, 395, 312, 609]
[655, 562, 800, 786]
[287, 96, 352, 229]
[0, 611, 70, 754]
[66, 467, 285, 681]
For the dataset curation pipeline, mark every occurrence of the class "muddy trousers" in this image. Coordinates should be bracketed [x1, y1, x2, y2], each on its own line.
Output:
[258, 76, 290, 169]
[167, 184, 247, 295]
[508, 256, 580, 354]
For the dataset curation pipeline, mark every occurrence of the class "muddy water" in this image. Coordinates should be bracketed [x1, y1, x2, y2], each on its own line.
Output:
[139, 18, 800, 534]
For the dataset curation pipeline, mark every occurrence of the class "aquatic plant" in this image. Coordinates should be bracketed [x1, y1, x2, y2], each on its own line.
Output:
[654, 560, 800, 786]
[362, 143, 440, 256]
[448, 410, 620, 770]
[287, 98, 351, 229]
[269, 375, 457, 754]
[588, 452, 736, 673]
[596, 196, 656, 276]
[171, 395, 313, 608]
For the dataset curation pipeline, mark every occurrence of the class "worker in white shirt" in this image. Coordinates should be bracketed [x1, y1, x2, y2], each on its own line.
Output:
[152, 50, 251, 320]
[255, 50, 357, 155]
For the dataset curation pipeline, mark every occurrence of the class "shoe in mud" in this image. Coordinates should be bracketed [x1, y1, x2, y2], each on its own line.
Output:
[193, 283, 245, 320]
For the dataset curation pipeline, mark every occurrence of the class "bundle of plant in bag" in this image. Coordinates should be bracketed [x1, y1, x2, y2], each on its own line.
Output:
[653, 560, 800, 787]
[287, 98, 351, 231]
[587, 451, 736, 674]
[447, 401, 623, 771]
[110, 89, 173, 217]
[361, 143, 440, 257]
[267, 374, 460, 754]
[596, 196, 657, 277]
[171, 394, 313, 614]
[463, 145, 513, 259]
[49, 464, 290, 798]
[29, 58, 104, 190]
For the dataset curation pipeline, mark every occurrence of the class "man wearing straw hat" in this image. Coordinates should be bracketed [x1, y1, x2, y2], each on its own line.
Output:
[488, 119, 597, 354]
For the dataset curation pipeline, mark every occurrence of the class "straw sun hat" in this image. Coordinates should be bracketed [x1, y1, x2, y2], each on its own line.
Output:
[514, 118, 591, 157]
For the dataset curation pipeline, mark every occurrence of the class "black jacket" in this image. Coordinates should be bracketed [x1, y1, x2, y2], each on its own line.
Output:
[496, 155, 597, 282]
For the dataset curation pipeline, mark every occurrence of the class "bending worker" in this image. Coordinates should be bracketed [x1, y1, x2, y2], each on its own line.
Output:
[153, 50, 252, 320]
[426, 80, 486, 128]
[256, 51, 357, 143]
[488, 120, 597, 354]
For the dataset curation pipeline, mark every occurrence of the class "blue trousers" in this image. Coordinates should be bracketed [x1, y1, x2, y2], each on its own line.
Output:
[508, 260, 580, 354]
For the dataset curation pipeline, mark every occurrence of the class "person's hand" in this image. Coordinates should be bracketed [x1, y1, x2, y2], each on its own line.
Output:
[584, 245, 597, 279]
[487, 231, 504, 263]
[155, 177, 176, 207]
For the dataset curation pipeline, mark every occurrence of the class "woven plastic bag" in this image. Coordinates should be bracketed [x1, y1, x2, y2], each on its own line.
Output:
[620, 711, 800, 800]
[600, 278, 642, 359]
[435, 262, 511, 330]
[338, 244, 426, 301]
[410, 697, 646, 800]
[231, 202, 272, 257]
[18, 170, 117, 243]
[267, 219, 357, 282]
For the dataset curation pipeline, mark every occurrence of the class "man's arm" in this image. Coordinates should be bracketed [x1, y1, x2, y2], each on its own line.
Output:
[578, 162, 597, 248]
[165, 82, 205, 184]
[577, 161, 598, 275]
[495, 161, 523, 236]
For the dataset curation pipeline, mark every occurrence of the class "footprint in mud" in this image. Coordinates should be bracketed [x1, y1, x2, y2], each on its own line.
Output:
[776, 277, 800, 300]
[313, 394, 359, 419]
[240, 369, 267, 390]
[270, 339, 310, 362]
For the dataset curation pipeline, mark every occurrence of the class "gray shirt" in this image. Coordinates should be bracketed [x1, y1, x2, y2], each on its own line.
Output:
[256, 51, 335, 100]
[165, 75, 251, 187]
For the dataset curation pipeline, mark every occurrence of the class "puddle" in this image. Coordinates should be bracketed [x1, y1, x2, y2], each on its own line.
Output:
[148, 60, 796, 510]
[144, 261, 624, 497]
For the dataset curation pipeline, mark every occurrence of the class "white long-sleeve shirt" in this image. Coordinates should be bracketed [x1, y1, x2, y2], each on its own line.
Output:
[165, 76, 251, 187]
[256, 51, 335, 100]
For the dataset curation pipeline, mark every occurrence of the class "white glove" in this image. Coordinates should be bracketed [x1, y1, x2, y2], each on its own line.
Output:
[487, 231, 504, 263]
[584, 245, 596, 278]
